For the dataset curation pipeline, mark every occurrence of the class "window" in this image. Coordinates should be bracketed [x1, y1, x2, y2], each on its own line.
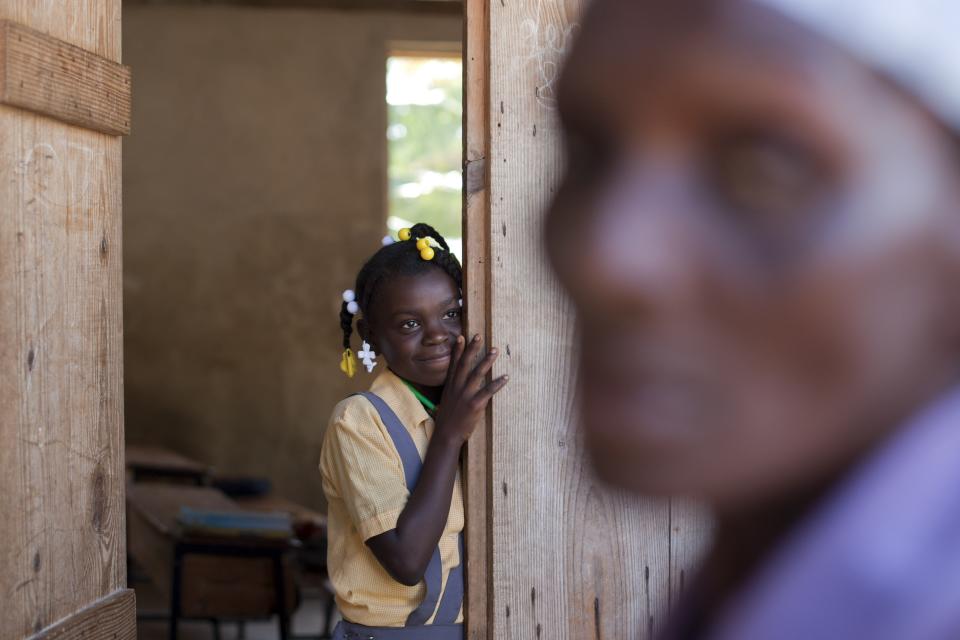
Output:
[386, 55, 463, 260]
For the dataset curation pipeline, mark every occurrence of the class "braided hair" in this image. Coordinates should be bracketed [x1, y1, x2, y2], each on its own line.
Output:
[341, 223, 462, 351]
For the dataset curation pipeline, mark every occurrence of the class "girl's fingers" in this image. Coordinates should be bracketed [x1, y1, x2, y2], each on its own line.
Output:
[446, 335, 466, 387]
[454, 334, 483, 389]
[471, 375, 510, 410]
[465, 348, 499, 392]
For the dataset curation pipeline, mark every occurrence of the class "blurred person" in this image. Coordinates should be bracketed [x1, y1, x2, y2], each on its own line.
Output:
[545, 0, 960, 638]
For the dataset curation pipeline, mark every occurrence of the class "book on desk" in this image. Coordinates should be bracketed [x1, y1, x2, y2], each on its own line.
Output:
[177, 506, 293, 539]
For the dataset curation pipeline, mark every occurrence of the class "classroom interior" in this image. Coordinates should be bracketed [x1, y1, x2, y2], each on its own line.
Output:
[121, 1, 462, 637]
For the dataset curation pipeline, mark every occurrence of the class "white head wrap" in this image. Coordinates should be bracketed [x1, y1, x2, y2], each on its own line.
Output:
[753, 0, 960, 131]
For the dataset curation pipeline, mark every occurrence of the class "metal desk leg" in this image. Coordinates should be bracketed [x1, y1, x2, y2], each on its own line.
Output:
[170, 545, 184, 640]
[273, 552, 289, 640]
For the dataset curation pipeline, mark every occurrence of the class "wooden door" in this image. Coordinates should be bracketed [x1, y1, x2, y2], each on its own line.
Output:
[463, 1, 711, 638]
[0, 1, 133, 637]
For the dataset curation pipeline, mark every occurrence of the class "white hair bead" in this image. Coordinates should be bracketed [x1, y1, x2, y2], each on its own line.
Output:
[382, 235, 395, 246]
[342, 289, 356, 303]
[347, 300, 359, 314]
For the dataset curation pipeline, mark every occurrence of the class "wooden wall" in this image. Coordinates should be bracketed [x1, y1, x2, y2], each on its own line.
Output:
[464, 0, 710, 637]
[0, 1, 134, 637]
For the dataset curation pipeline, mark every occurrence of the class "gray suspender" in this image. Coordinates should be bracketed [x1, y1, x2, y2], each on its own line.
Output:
[356, 392, 465, 627]
[431, 534, 465, 624]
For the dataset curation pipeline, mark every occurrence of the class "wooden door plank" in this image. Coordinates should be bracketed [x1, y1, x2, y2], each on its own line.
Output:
[463, 0, 491, 638]
[484, 0, 709, 637]
[0, 2, 126, 637]
[0, 106, 127, 640]
[0, 20, 131, 135]
[669, 500, 712, 614]
[27, 589, 136, 640]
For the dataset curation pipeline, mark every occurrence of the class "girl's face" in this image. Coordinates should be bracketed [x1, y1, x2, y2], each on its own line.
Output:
[546, 0, 960, 508]
[364, 267, 463, 389]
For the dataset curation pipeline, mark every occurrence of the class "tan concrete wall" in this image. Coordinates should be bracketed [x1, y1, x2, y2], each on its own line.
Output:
[122, 5, 460, 510]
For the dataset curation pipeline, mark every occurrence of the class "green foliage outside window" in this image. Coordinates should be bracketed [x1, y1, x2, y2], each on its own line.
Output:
[387, 57, 463, 258]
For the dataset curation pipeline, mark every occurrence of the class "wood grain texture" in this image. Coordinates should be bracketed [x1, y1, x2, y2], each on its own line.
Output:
[27, 589, 136, 640]
[0, 20, 131, 135]
[486, 1, 709, 637]
[463, 0, 491, 638]
[0, 1, 125, 638]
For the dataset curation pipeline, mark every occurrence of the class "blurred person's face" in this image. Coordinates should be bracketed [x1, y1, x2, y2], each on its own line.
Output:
[546, 0, 960, 508]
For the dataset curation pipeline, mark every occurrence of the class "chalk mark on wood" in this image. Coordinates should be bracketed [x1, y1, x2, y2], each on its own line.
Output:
[519, 0, 580, 110]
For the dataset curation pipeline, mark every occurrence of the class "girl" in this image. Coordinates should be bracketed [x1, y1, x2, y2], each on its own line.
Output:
[320, 223, 507, 640]
[546, 0, 960, 638]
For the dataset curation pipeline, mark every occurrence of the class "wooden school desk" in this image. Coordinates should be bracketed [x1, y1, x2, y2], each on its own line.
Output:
[127, 483, 298, 639]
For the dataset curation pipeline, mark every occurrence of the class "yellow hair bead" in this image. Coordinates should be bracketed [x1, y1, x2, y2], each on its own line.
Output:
[420, 246, 435, 261]
[416, 238, 430, 251]
[398, 228, 412, 241]
[340, 348, 357, 378]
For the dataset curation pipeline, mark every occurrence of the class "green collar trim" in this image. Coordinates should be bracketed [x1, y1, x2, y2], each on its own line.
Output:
[402, 379, 438, 414]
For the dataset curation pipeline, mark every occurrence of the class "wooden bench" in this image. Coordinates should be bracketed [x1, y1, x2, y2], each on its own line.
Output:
[127, 484, 298, 639]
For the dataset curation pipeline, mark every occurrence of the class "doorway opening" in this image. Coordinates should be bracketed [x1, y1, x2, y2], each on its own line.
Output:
[120, 5, 465, 638]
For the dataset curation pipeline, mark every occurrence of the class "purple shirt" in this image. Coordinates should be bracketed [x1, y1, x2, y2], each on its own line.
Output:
[703, 389, 960, 639]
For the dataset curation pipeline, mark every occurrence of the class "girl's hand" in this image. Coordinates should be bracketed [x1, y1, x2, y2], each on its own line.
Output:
[368, 333, 506, 585]
[434, 334, 509, 445]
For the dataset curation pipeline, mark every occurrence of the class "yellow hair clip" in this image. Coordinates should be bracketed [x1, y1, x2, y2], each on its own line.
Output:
[340, 348, 357, 378]
[415, 237, 436, 260]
